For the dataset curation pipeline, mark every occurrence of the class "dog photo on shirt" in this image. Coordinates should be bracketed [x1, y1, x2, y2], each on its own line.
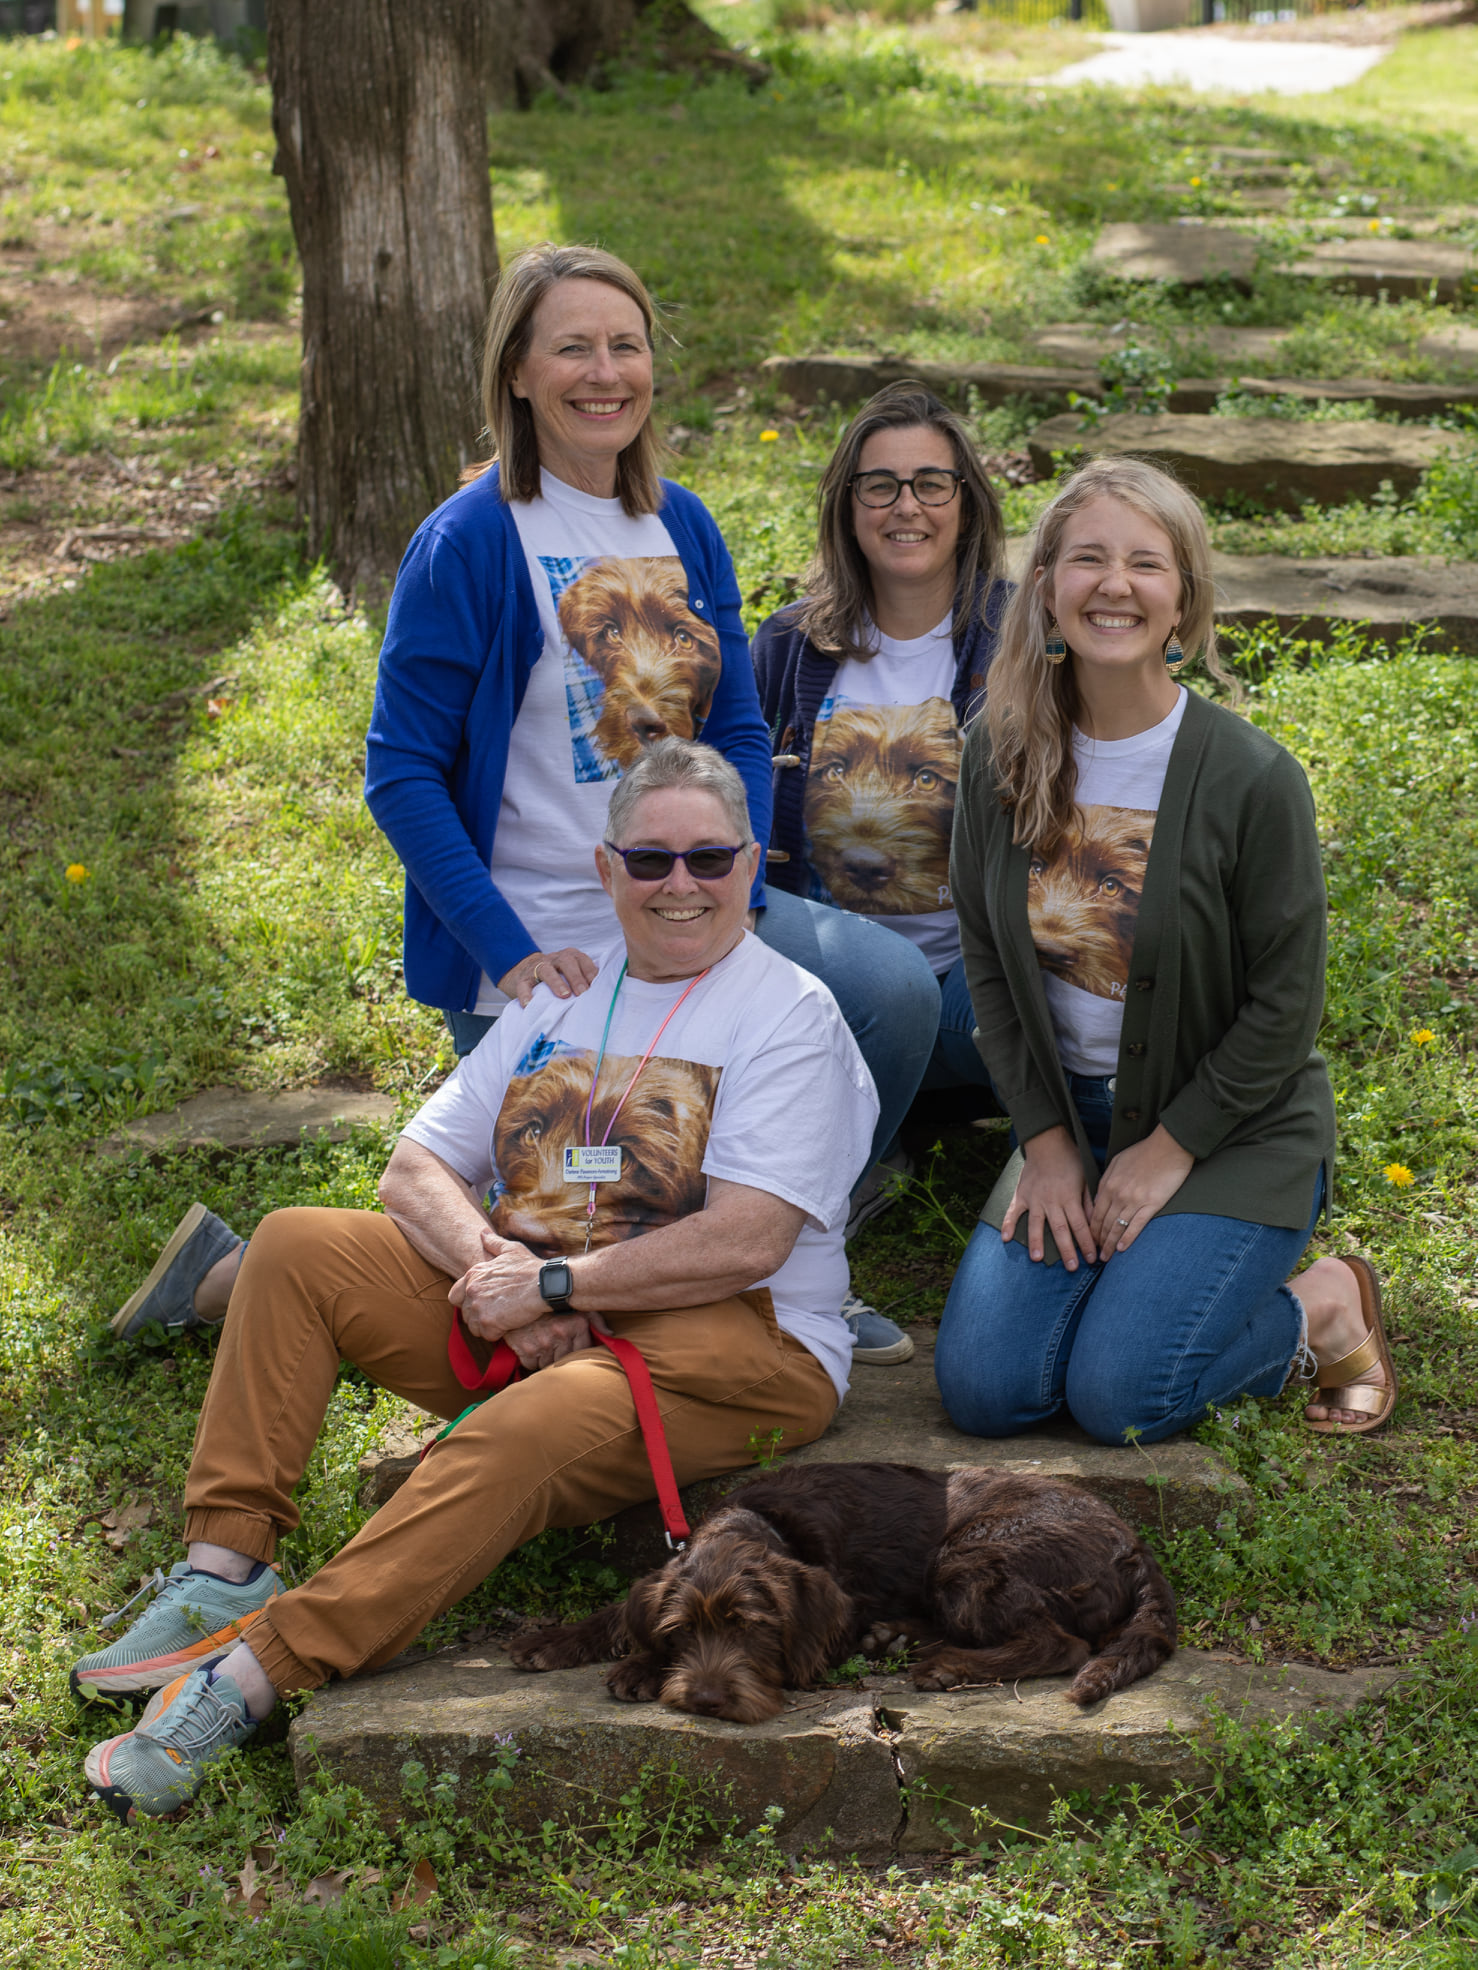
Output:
[539, 554, 723, 783]
[1028, 804, 1155, 1003]
[487, 1037, 721, 1256]
[804, 696, 961, 916]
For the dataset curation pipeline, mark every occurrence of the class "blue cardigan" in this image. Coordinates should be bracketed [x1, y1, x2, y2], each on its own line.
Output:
[365, 465, 773, 1013]
[750, 577, 1011, 893]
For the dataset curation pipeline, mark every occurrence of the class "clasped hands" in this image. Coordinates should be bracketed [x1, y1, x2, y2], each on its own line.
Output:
[1000, 1123, 1195, 1269]
[449, 1227, 610, 1371]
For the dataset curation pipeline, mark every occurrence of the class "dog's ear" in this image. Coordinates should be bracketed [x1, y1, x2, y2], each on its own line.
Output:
[621, 1567, 674, 1657]
[775, 1559, 855, 1688]
[688, 640, 722, 726]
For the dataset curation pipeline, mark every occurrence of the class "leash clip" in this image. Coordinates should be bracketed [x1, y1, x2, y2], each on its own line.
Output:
[665, 1532, 686, 1553]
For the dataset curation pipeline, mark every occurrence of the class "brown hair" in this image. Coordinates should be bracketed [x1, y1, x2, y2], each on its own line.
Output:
[795, 381, 1005, 661]
[471, 242, 665, 517]
[985, 455, 1233, 855]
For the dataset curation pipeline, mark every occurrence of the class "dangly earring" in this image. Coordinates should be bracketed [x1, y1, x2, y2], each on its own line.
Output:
[1164, 629, 1186, 674]
[1044, 614, 1067, 664]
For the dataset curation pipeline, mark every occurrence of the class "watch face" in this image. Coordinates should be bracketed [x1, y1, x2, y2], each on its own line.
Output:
[541, 1261, 573, 1303]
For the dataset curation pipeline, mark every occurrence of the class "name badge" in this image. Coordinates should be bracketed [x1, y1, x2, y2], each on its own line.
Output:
[564, 1146, 622, 1182]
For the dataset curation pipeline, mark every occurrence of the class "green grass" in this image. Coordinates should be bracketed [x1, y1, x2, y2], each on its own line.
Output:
[4, 15, 1478, 1969]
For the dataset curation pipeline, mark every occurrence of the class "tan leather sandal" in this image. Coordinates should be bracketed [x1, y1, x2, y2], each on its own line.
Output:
[1304, 1255, 1398, 1436]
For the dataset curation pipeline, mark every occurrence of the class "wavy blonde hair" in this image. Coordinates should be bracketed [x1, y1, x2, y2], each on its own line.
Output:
[467, 242, 665, 516]
[985, 456, 1231, 853]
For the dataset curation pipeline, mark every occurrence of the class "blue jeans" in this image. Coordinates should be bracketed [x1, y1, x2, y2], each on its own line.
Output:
[934, 1074, 1321, 1446]
[445, 886, 941, 1176]
[919, 955, 996, 1094]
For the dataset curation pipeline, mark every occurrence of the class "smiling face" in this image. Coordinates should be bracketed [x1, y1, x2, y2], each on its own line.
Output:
[596, 787, 759, 983]
[850, 424, 963, 599]
[1040, 495, 1183, 677]
[510, 277, 654, 496]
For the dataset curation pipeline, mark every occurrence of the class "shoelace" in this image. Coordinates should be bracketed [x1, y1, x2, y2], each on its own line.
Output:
[98, 1564, 178, 1631]
[144, 1673, 249, 1756]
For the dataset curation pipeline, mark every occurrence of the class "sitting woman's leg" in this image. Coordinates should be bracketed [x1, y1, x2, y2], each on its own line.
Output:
[1062, 1205, 1316, 1447]
[754, 886, 940, 1171]
[934, 1219, 1101, 1437]
[919, 956, 997, 1095]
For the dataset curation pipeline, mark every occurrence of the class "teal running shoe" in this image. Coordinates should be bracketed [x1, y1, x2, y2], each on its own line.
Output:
[71, 1560, 279, 1700]
[86, 1662, 255, 1821]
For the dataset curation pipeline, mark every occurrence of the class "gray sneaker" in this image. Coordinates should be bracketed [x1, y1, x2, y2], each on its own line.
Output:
[71, 1559, 280, 1699]
[112, 1202, 243, 1340]
[86, 1661, 256, 1821]
[842, 1291, 915, 1366]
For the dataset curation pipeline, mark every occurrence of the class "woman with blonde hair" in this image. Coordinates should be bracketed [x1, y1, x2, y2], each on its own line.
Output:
[938, 456, 1396, 1442]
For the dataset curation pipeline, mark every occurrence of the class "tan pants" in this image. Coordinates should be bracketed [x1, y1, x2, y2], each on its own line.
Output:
[182, 1207, 837, 1694]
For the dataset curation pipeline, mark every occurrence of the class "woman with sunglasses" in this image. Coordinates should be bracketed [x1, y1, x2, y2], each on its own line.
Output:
[753, 383, 1012, 1313]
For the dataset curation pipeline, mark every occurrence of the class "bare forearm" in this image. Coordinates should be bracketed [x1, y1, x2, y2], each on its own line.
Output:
[378, 1141, 493, 1279]
[568, 1226, 777, 1313]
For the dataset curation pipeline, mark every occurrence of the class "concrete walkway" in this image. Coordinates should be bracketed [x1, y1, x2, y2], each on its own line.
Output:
[1046, 32, 1389, 95]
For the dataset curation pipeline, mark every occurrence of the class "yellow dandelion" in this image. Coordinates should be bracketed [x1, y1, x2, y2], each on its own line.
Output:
[1035, 234, 1050, 245]
[759, 429, 780, 443]
[1369, 218, 1382, 232]
[1411, 1028, 1436, 1047]
[64, 863, 89, 884]
[1190, 176, 1202, 187]
[1382, 1163, 1415, 1188]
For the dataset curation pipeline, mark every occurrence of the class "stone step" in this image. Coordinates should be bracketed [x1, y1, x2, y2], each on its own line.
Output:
[1288, 235, 1478, 304]
[1025, 411, 1460, 510]
[1033, 320, 1478, 374]
[357, 1330, 1250, 1580]
[1091, 222, 1259, 290]
[291, 1646, 1399, 1853]
[95, 1083, 399, 1156]
[1002, 539, 1478, 654]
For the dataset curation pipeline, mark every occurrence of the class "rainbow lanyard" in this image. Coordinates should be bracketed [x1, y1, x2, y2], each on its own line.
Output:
[581, 959, 711, 1251]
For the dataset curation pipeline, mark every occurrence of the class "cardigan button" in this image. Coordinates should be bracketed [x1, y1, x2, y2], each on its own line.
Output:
[692, 598, 705, 609]
[1135, 976, 1154, 992]
[1126, 1042, 1145, 1057]
[1124, 1107, 1141, 1122]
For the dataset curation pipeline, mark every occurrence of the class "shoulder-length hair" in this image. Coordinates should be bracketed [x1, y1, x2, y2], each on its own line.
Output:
[471, 241, 665, 517]
[795, 381, 1005, 660]
[985, 455, 1232, 855]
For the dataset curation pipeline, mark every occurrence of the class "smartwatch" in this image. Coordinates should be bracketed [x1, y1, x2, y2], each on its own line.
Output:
[538, 1258, 576, 1313]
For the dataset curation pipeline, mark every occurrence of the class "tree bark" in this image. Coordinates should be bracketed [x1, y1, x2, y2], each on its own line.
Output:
[267, 0, 497, 601]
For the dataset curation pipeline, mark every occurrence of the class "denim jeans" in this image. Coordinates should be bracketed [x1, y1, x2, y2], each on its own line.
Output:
[934, 1073, 1322, 1446]
[443, 885, 941, 1177]
[919, 955, 996, 1094]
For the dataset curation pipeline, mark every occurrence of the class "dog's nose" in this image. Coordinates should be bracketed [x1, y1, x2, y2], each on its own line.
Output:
[686, 1686, 729, 1716]
[839, 846, 894, 890]
[626, 708, 671, 744]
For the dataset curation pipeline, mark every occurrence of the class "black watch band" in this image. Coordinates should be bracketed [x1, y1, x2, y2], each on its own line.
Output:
[538, 1259, 576, 1313]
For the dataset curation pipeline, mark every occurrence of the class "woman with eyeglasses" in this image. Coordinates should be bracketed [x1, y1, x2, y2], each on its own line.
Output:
[753, 383, 1013, 1334]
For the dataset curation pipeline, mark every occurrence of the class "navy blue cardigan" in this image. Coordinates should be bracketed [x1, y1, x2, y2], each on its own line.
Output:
[365, 465, 772, 1013]
[750, 578, 1011, 894]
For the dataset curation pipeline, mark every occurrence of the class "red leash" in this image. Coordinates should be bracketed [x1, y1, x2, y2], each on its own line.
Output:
[433, 1311, 690, 1549]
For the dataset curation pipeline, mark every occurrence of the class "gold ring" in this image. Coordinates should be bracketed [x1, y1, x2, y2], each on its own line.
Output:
[532, 961, 543, 983]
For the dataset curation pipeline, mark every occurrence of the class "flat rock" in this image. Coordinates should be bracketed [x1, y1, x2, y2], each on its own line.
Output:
[357, 1330, 1250, 1572]
[290, 1646, 1399, 1852]
[762, 353, 1100, 412]
[1003, 537, 1478, 652]
[1289, 235, 1477, 304]
[1090, 222, 1258, 289]
[1026, 411, 1459, 509]
[96, 1084, 398, 1156]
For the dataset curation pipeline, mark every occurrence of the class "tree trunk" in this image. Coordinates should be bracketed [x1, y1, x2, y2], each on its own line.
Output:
[267, 0, 497, 601]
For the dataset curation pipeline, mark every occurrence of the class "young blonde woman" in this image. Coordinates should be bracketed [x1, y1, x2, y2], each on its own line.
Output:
[938, 457, 1396, 1443]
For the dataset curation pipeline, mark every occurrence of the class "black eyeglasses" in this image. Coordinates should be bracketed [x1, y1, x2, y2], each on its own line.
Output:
[604, 842, 747, 882]
[850, 468, 964, 509]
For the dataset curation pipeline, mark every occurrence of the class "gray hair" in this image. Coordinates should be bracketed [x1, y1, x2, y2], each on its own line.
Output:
[605, 738, 755, 848]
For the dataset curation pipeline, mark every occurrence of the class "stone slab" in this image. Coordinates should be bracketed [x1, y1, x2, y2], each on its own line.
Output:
[762, 353, 1101, 413]
[290, 1647, 1399, 1853]
[1026, 411, 1459, 510]
[96, 1084, 399, 1156]
[1003, 537, 1478, 653]
[1288, 235, 1477, 304]
[358, 1330, 1250, 1574]
[1090, 222, 1258, 289]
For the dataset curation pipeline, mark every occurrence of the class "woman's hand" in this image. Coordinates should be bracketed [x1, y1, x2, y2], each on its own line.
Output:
[1090, 1125, 1194, 1258]
[498, 946, 599, 1007]
[1001, 1125, 1098, 1270]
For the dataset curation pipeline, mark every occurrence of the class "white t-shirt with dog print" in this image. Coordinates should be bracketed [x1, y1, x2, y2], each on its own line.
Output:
[403, 931, 879, 1402]
[802, 613, 962, 975]
[477, 469, 711, 1013]
[1031, 687, 1187, 1077]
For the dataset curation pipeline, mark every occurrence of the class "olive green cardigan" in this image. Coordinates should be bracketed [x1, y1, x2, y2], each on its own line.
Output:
[950, 687, 1336, 1238]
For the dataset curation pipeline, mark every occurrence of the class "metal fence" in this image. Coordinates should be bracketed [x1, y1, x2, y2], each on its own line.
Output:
[952, 0, 1406, 22]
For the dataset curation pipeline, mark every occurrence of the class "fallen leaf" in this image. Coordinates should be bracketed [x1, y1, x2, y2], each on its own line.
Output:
[206, 698, 229, 718]
[408, 1924, 430, 1943]
[302, 1869, 351, 1908]
[390, 1858, 438, 1911]
[101, 1503, 153, 1552]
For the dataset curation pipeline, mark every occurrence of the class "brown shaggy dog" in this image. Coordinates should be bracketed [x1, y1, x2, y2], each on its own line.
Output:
[1028, 803, 1156, 1001]
[489, 1051, 719, 1256]
[805, 700, 960, 916]
[558, 556, 723, 772]
[509, 1462, 1177, 1723]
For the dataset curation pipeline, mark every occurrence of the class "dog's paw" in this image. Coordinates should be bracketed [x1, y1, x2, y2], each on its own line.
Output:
[908, 1648, 990, 1692]
[606, 1656, 665, 1704]
[1065, 1661, 1116, 1708]
[507, 1625, 592, 1673]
